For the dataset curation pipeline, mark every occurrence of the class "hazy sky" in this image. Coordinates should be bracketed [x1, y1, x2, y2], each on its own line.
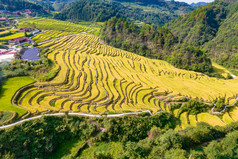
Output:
[175, 0, 214, 4]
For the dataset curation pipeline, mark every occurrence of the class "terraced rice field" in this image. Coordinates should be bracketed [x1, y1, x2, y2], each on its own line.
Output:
[212, 62, 235, 78]
[0, 77, 35, 117]
[15, 33, 238, 128]
[18, 18, 91, 33]
[32, 30, 73, 43]
[18, 18, 97, 44]
[0, 30, 10, 37]
[0, 32, 31, 40]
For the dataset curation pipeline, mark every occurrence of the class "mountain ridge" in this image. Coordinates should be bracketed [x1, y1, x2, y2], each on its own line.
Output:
[0, 0, 43, 11]
[166, 0, 238, 71]
[191, 2, 209, 7]
[54, 0, 194, 26]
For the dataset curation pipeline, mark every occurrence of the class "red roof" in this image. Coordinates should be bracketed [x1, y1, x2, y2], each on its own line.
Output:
[0, 18, 7, 21]
[0, 51, 17, 55]
[20, 27, 31, 32]
[8, 37, 29, 43]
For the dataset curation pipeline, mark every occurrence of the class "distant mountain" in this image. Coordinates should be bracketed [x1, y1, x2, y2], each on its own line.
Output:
[54, 0, 194, 26]
[0, 0, 43, 11]
[166, 0, 238, 71]
[191, 2, 208, 7]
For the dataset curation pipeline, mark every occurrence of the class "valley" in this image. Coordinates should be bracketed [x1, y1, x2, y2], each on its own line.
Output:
[0, 0, 238, 158]
[0, 18, 237, 130]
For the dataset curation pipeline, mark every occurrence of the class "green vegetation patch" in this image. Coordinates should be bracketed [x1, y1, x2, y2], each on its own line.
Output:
[1, 115, 238, 158]
[166, 0, 238, 71]
[0, 32, 31, 40]
[48, 139, 85, 159]
[88, 30, 99, 36]
[80, 142, 123, 159]
[53, 0, 193, 26]
[0, 111, 14, 124]
[0, 30, 11, 37]
[0, 77, 35, 117]
[100, 17, 213, 74]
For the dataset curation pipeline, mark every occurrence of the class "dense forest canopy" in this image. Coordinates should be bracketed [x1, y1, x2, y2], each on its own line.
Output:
[29, 0, 77, 11]
[166, 0, 238, 71]
[113, 0, 192, 9]
[100, 17, 213, 73]
[0, 0, 43, 11]
[54, 0, 194, 26]
[1, 115, 238, 158]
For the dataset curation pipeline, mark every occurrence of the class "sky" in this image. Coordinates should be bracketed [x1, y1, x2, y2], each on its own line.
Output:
[175, 0, 214, 4]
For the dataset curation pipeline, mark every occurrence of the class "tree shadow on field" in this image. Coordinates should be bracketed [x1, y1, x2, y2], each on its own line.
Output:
[0, 80, 7, 99]
[0, 67, 8, 98]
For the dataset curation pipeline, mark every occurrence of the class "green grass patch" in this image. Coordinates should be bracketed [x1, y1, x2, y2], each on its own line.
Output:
[79, 142, 123, 159]
[88, 30, 99, 36]
[48, 139, 85, 159]
[122, 110, 133, 113]
[0, 111, 13, 123]
[0, 77, 35, 117]
[107, 111, 120, 114]
[50, 100, 56, 107]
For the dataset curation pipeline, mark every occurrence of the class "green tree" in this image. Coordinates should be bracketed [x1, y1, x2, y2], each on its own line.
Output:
[164, 149, 187, 159]
[220, 131, 238, 158]
[24, 31, 28, 37]
[156, 130, 182, 149]
[204, 141, 223, 159]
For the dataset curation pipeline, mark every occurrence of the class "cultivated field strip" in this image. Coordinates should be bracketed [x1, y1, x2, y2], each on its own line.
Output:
[19, 17, 92, 44]
[32, 30, 73, 43]
[19, 18, 91, 33]
[16, 33, 238, 127]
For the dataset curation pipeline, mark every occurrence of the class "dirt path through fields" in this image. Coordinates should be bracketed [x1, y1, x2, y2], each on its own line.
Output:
[0, 110, 153, 129]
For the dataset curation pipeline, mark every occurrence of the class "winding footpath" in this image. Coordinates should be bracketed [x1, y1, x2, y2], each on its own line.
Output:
[211, 97, 238, 114]
[0, 110, 153, 129]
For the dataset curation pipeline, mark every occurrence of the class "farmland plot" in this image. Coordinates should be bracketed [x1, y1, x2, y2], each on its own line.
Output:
[14, 33, 238, 128]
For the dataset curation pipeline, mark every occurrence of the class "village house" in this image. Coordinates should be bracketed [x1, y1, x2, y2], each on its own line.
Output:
[0, 17, 8, 22]
[8, 37, 30, 45]
[12, 11, 21, 15]
[18, 27, 31, 32]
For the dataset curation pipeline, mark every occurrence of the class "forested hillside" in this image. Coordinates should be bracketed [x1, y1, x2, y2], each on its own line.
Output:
[29, 0, 76, 11]
[1, 115, 238, 158]
[113, 0, 193, 14]
[100, 17, 213, 73]
[166, 0, 238, 71]
[0, 0, 43, 11]
[54, 0, 194, 26]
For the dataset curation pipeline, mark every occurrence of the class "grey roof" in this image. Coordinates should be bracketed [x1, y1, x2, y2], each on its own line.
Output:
[21, 48, 40, 61]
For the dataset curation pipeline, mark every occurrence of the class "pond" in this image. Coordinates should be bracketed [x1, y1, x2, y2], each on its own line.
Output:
[21, 48, 40, 61]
